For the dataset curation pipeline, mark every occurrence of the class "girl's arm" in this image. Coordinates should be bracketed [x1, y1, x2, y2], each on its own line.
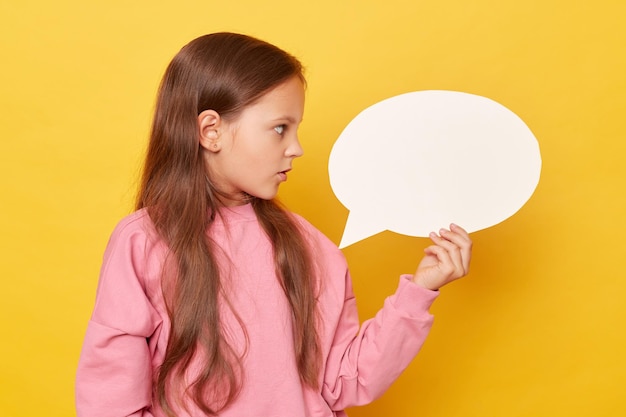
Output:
[76, 216, 162, 417]
[321, 273, 438, 409]
[321, 225, 471, 410]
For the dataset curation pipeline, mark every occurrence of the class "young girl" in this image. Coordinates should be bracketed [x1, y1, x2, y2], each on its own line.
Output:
[76, 32, 472, 417]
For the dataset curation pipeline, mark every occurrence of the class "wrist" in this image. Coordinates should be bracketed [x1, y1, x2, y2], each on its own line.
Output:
[411, 275, 439, 291]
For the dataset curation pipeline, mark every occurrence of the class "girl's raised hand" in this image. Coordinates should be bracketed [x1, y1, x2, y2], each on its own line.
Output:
[412, 224, 472, 291]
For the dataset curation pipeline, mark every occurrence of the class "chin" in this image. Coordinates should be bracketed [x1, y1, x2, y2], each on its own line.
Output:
[246, 190, 279, 201]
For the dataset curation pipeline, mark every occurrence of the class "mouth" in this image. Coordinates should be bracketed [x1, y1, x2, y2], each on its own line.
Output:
[278, 168, 291, 181]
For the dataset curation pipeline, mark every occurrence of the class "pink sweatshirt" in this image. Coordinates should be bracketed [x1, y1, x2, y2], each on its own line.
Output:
[76, 204, 438, 416]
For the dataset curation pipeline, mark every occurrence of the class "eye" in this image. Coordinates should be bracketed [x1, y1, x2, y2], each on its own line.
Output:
[274, 124, 286, 135]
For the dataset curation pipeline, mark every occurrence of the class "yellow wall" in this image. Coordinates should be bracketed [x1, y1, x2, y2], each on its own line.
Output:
[1, 1, 624, 416]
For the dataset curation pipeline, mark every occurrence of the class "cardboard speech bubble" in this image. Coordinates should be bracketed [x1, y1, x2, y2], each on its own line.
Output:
[329, 90, 541, 248]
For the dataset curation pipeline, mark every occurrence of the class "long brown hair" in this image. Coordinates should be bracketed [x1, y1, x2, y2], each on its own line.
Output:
[136, 33, 320, 416]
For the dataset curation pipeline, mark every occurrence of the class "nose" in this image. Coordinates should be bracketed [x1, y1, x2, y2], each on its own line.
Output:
[286, 135, 304, 158]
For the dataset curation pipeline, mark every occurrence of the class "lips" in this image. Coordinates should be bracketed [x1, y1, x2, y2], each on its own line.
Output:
[278, 168, 291, 182]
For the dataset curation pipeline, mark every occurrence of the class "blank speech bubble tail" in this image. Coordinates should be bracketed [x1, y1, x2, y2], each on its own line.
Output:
[338, 211, 386, 249]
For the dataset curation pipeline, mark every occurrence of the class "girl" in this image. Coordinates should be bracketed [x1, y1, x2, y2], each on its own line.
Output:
[76, 32, 472, 417]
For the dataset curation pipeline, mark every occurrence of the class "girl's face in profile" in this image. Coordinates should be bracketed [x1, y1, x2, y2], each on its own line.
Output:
[203, 76, 305, 206]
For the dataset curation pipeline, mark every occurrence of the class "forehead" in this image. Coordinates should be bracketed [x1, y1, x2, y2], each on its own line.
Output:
[243, 76, 305, 119]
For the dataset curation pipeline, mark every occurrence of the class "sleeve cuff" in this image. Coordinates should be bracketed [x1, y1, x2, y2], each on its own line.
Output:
[388, 274, 439, 317]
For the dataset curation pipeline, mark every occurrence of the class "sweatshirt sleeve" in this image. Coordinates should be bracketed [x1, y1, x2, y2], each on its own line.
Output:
[321, 273, 439, 410]
[76, 217, 163, 417]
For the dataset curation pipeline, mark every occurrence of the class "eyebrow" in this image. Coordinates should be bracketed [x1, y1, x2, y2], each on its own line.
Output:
[272, 116, 302, 124]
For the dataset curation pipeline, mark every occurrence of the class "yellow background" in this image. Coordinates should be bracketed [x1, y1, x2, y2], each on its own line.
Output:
[1, 0, 625, 416]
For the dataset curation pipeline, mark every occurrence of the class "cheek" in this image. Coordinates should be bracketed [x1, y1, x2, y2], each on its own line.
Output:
[244, 141, 281, 164]
[234, 151, 271, 178]
[230, 131, 283, 171]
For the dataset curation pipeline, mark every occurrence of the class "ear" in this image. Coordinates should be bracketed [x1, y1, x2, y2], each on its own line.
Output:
[198, 109, 223, 152]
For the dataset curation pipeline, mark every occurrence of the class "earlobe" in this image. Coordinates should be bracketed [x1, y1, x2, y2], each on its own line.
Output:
[198, 109, 222, 152]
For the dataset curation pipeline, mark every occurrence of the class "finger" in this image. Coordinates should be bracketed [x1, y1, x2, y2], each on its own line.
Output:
[441, 224, 472, 248]
[424, 243, 464, 278]
[450, 223, 471, 240]
[441, 225, 473, 272]
[423, 245, 457, 277]
[429, 232, 465, 273]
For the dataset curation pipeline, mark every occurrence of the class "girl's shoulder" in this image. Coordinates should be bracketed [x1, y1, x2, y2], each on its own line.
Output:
[100, 209, 167, 289]
[103, 208, 164, 260]
[108, 208, 157, 242]
[289, 212, 347, 266]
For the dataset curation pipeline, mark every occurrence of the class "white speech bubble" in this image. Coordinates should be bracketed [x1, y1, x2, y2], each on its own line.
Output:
[329, 90, 541, 249]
